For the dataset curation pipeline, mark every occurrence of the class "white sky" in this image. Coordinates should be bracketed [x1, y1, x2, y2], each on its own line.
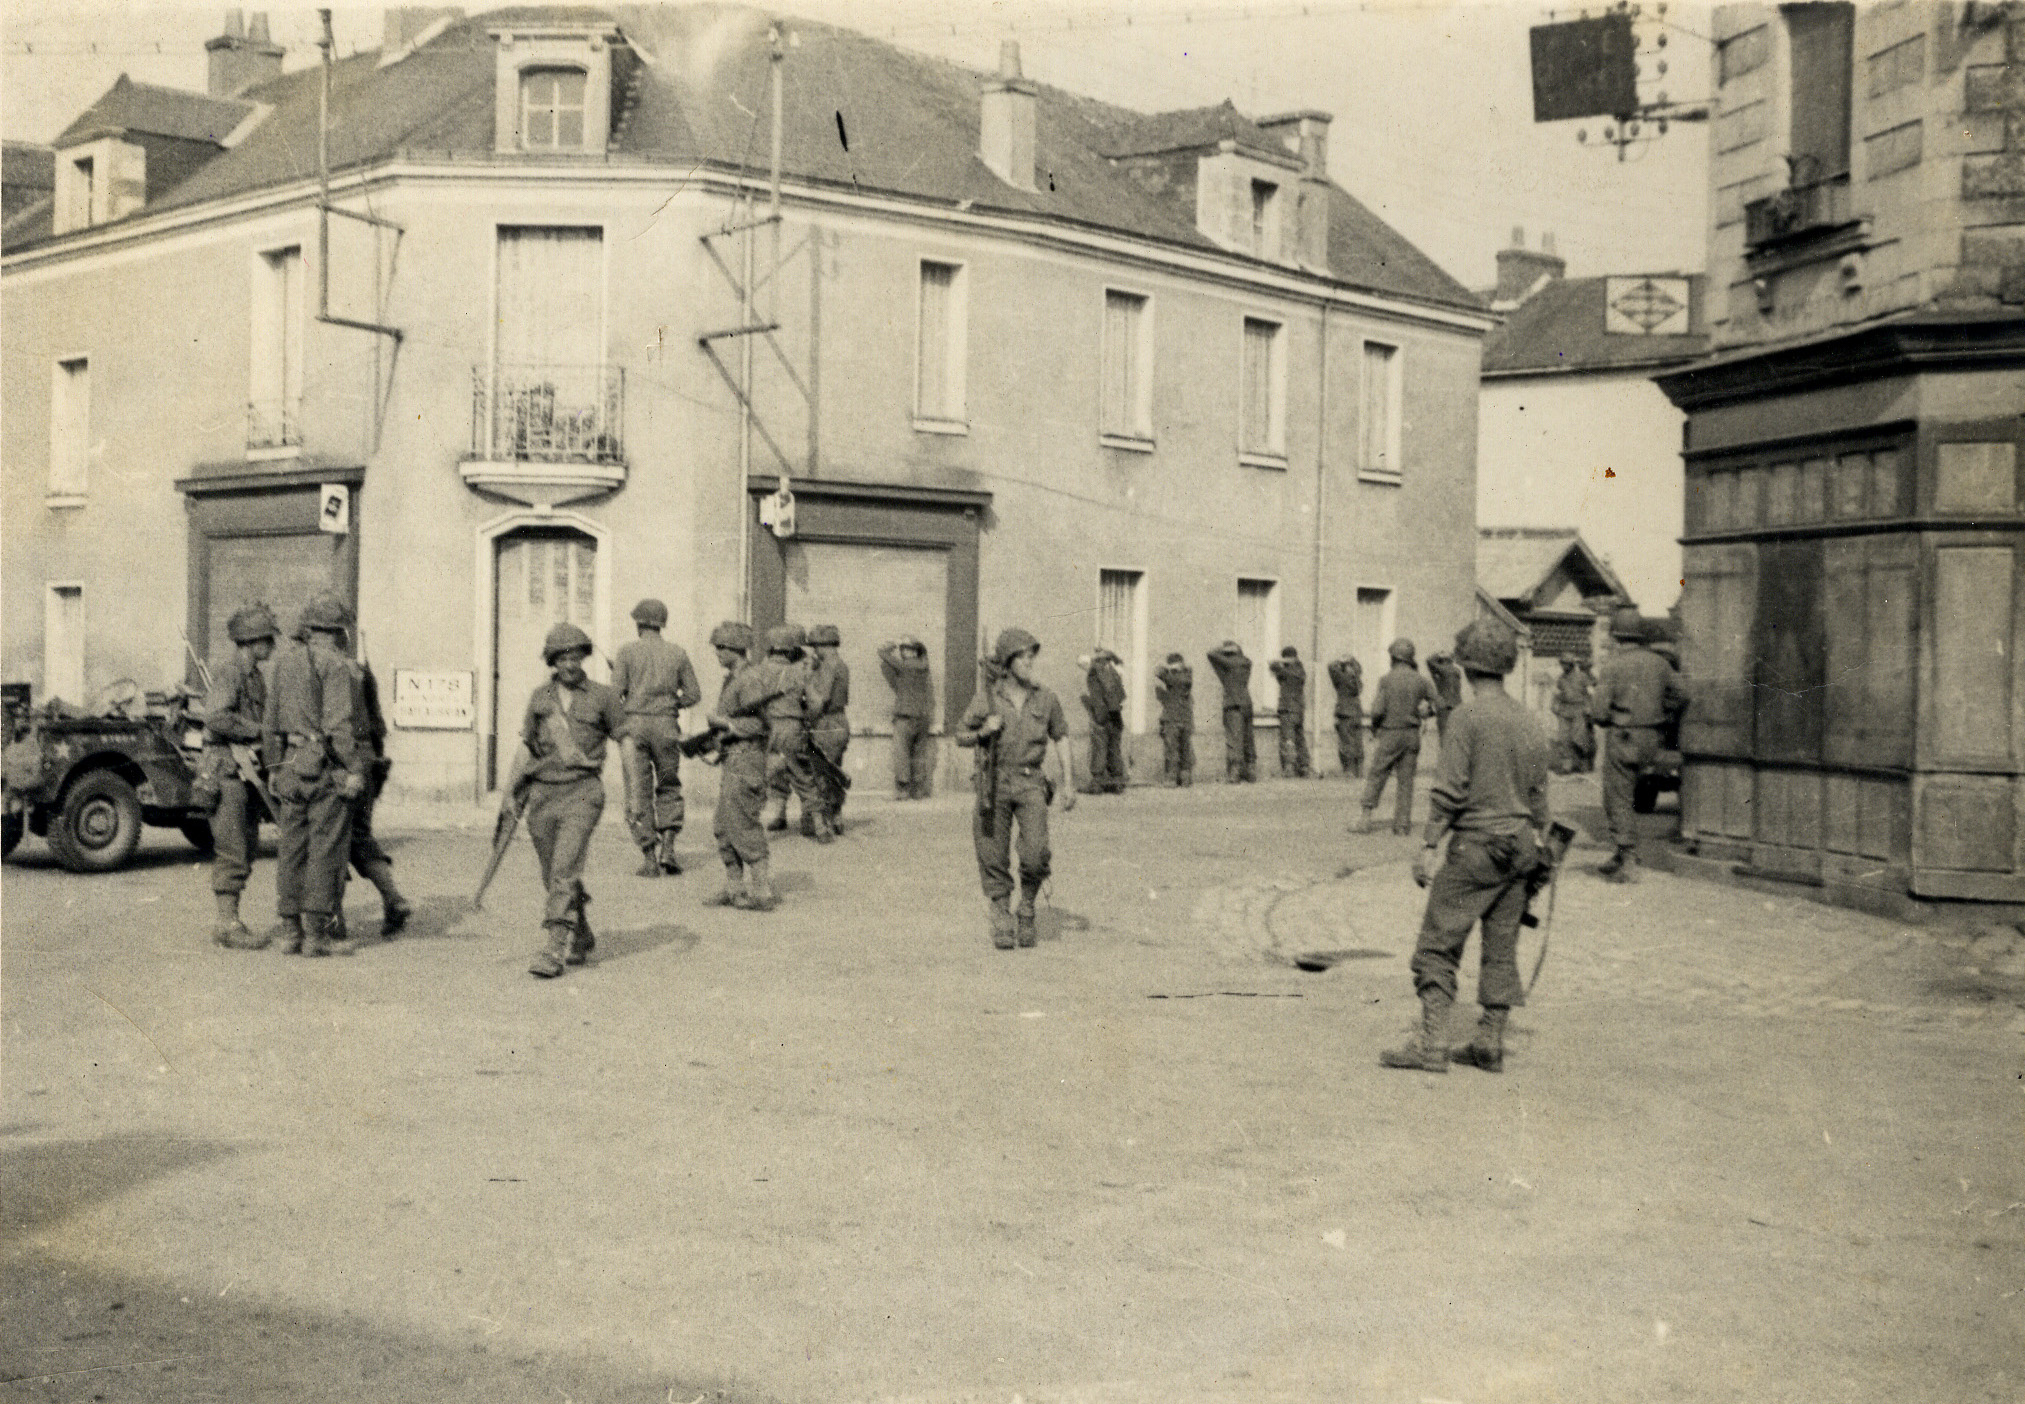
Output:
[2, 0, 1713, 288]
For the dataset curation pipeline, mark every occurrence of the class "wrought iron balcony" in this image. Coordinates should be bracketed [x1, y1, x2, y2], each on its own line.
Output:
[246, 398, 302, 451]
[1744, 175, 1852, 251]
[470, 363, 624, 464]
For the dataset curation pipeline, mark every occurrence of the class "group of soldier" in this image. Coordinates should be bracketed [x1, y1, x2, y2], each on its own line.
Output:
[203, 592, 411, 957]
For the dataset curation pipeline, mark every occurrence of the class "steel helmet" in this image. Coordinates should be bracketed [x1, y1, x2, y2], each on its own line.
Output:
[226, 603, 279, 644]
[1452, 619, 1519, 677]
[709, 620, 753, 652]
[630, 598, 669, 628]
[993, 627, 1041, 665]
[1610, 607, 1646, 641]
[1280, 645, 1299, 659]
[298, 592, 354, 633]
[1386, 638, 1416, 664]
[542, 622, 594, 662]
[808, 623, 841, 646]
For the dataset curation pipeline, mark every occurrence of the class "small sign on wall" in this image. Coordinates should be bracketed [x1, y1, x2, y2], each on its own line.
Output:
[391, 669, 475, 730]
[319, 484, 351, 534]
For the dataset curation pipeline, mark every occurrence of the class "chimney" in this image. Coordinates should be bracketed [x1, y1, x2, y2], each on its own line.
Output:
[1256, 110, 1330, 180]
[979, 40, 1037, 191]
[1256, 110, 1333, 269]
[1493, 228, 1565, 306]
[381, 7, 463, 66]
[206, 9, 284, 98]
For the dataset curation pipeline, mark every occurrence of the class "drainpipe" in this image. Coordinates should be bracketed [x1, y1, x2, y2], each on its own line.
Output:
[1310, 301, 1329, 766]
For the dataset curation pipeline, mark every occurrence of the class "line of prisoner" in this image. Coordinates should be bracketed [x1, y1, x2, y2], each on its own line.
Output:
[203, 594, 1683, 1054]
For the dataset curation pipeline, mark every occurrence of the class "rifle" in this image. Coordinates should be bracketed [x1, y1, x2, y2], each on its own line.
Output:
[1522, 820, 1579, 995]
[975, 655, 1003, 835]
[679, 723, 732, 761]
[473, 790, 525, 911]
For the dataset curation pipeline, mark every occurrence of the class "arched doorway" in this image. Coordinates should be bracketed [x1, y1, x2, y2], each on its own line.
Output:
[490, 525, 598, 788]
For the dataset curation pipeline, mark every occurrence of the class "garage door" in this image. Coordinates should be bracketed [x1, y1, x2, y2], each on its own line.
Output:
[783, 541, 949, 731]
[205, 533, 349, 664]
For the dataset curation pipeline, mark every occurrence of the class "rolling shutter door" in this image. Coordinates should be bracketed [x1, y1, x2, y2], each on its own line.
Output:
[205, 533, 349, 664]
[783, 541, 950, 731]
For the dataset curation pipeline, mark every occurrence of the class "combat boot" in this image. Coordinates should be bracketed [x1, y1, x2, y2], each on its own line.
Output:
[656, 831, 682, 875]
[1597, 847, 1628, 877]
[988, 898, 1016, 950]
[1602, 851, 1640, 884]
[1014, 895, 1039, 948]
[811, 809, 836, 845]
[272, 916, 305, 955]
[1356, 806, 1377, 835]
[739, 859, 779, 912]
[212, 892, 269, 949]
[301, 913, 337, 958]
[799, 809, 817, 838]
[325, 910, 371, 957]
[359, 858, 411, 936]
[704, 863, 744, 906]
[1450, 1006, 1509, 1073]
[529, 922, 570, 978]
[764, 796, 790, 833]
[1379, 989, 1452, 1073]
[566, 884, 596, 966]
[636, 843, 662, 878]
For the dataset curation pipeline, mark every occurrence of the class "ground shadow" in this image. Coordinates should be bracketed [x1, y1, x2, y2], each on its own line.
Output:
[354, 894, 487, 944]
[1, 1132, 240, 1235]
[582, 923, 698, 966]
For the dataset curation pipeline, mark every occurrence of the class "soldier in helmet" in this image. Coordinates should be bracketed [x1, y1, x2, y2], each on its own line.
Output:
[1381, 619, 1552, 1074]
[1359, 638, 1439, 834]
[336, 652, 413, 947]
[205, 603, 278, 949]
[262, 592, 367, 956]
[611, 597, 702, 875]
[704, 620, 780, 909]
[1268, 646, 1310, 778]
[1153, 652, 1194, 786]
[804, 624, 850, 836]
[1327, 653, 1364, 778]
[879, 636, 936, 799]
[1550, 654, 1595, 774]
[955, 628, 1075, 949]
[760, 624, 825, 838]
[498, 622, 626, 978]
[1588, 607, 1687, 883]
[1206, 640, 1256, 782]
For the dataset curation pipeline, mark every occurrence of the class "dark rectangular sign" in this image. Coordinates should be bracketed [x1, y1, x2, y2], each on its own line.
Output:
[1530, 14, 1638, 122]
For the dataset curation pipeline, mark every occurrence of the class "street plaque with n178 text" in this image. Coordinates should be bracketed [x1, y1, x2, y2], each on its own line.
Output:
[391, 670, 475, 730]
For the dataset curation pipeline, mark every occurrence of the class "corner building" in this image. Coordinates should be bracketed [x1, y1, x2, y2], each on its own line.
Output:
[3, 5, 1490, 801]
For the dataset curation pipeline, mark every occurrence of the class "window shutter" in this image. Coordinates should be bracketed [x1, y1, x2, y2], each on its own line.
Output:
[1242, 320, 1273, 453]
[918, 263, 955, 419]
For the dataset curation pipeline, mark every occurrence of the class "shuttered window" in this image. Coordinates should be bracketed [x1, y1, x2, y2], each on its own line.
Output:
[251, 246, 303, 448]
[1240, 318, 1283, 459]
[1102, 291, 1151, 440]
[50, 357, 89, 499]
[1786, 3, 1853, 181]
[916, 261, 966, 424]
[1098, 569, 1144, 728]
[1359, 341, 1401, 480]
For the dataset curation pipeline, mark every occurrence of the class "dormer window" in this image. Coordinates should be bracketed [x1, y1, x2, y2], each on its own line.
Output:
[67, 156, 94, 229]
[520, 67, 588, 149]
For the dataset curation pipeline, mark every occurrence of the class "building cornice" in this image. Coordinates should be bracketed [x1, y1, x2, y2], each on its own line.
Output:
[1656, 314, 2025, 410]
[2, 156, 1497, 335]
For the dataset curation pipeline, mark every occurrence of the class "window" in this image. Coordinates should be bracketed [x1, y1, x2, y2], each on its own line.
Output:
[1359, 340, 1401, 481]
[1785, 3, 1854, 183]
[50, 357, 89, 500]
[66, 155, 94, 229]
[45, 585, 84, 706]
[1098, 569, 1146, 731]
[520, 67, 588, 149]
[915, 260, 967, 429]
[1249, 179, 1279, 258]
[1101, 290, 1153, 444]
[1237, 578, 1280, 710]
[1353, 586, 1394, 684]
[1239, 317, 1285, 463]
[250, 246, 304, 451]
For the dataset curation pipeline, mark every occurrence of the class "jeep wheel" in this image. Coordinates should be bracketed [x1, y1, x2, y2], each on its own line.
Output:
[48, 771, 144, 872]
[180, 817, 215, 856]
[2, 812, 21, 859]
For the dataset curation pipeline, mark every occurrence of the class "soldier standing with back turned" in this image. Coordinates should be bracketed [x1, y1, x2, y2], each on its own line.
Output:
[206, 603, 277, 949]
[1083, 649, 1128, 794]
[1154, 653, 1194, 786]
[879, 636, 936, 799]
[1206, 640, 1256, 783]
[262, 593, 365, 957]
[1360, 638, 1438, 835]
[1268, 646, 1310, 778]
[612, 597, 702, 875]
[1589, 607, 1687, 884]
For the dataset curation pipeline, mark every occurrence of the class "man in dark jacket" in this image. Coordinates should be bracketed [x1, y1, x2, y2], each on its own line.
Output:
[1360, 638, 1438, 835]
[1083, 649, 1128, 793]
[879, 637, 936, 799]
[1206, 641, 1256, 783]
[1154, 653, 1194, 786]
[1589, 608, 1688, 883]
[1328, 653, 1364, 778]
[1268, 646, 1310, 778]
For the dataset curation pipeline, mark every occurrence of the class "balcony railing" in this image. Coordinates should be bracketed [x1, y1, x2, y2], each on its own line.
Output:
[246, 398, 302, 451]
[1744, 175, 1852, 251]
[470, 363, 624, 464]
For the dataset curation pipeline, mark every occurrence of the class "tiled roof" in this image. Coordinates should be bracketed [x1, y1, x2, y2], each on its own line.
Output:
[13, 4, 1482, 312]
[1477, 528, 1628, 608]
[1481, 273, 1707, 375]
[1096, 101, 1292, 162]
[4, 142, 54, 190]
[54, 74, 258, 147]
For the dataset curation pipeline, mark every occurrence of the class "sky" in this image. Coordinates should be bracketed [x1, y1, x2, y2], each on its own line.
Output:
[2, 0, 1713, 289]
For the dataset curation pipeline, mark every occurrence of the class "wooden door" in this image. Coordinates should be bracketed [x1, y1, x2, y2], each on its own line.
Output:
[493, 529, 596, 786]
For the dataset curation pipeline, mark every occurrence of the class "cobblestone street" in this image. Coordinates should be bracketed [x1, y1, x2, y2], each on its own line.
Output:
[4, 773, 2022, 1403]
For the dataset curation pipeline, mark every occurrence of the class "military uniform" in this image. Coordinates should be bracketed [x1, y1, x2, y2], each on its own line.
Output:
[1206, 643, 1256, 782]
[1084, 653, 1127, 793]
[612, 605, 703, 872]
[1428, 653, 1464, 739]
[761, 627, 824, 832]
[1328, 656, 1364, 777]
[341, 659, 411, 941]
[263, 604, 364, 955]
[1268, 650, 1310, 778]
[1551, 660, 1595, 773]
[1361, 646, 1438, 834]
[707, 622, 780, 908]
[203, 604, 276, 948]
[805, 625, 851, 831]
[1589, 613, 1687, 879]
[1153, 657, 1194, 786]
[880, 641, 936, 798]
[955, 628, 1071, 949]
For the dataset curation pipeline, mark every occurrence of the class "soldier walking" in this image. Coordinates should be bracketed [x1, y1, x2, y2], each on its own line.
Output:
[955, 628, 1075, 949]
[1359, 638, 1438, 834]
[1381, 619, 1552, 1074]
[1153, 652, 1194, 786]
[499, 623, 626, 979]
[879, 636, 936, 799]
[705, 621, 780, 910]
[337, 656, 413, 946]
[612, 598, 702, 875]
[1268, 646, 1310, 778]
[205, 603, 277, 949]
[1328, 653, 1364, 777]
[1083, 649, 1128, 793]
[1589, 608, 1687, 884]
[760, 624, 824, 837]
[262, 593, 366, 956]
[805, 623, 850, 836]
[1206, 640, 1256, 782]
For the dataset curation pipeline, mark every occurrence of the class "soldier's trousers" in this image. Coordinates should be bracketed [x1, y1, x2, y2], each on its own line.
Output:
[892, 716, 935, 797]
[973, 770, 1051, 904]
[1277, 710, 1309, 778]
[1160, 721, 1193, 785]
[210, 776, 261, 895]
[714, 741, 770, 866]
[1557, 713, 1594, 772]
[1335, 714, 1364, 776]
[621, 715, 685, 848]
[1089, 714, 1126, 792]
[524, 775, 603, 928]
[275, 783, 351, 918]
[1222, 705, 1256, 781]
[811, 721, 849, 816]
[1362, 728, 1421, 832]
[1409, 830, 1536, 1009]
[1602, 725, 1661, 853]
[766, 720, 823, 809]
[349, 772, 391, 874]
